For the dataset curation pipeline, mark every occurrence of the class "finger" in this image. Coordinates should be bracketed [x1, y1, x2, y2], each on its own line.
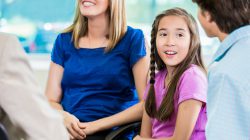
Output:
[78, 123, 90, 135]
[69, 133, 74, 140]
[72, 122, 86, 138]
[73, 121, 86, 137]
[67, 124, 84, 140]
[78, 122, 86, 129]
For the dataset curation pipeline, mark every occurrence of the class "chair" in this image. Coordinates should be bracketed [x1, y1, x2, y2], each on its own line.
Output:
[105, 121, 141, 140]
[0, 123, 8, 140]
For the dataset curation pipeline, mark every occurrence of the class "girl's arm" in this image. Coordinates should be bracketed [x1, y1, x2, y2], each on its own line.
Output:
[171, 99, 203, 140]
[134, 99, 203, 140]
[45, 62, 85, 139]
[79, 42, 150, 135]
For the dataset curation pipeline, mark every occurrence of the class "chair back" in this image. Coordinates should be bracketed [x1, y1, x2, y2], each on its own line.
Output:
[105, 121, 141, 140]
[0, 123, 8, 140]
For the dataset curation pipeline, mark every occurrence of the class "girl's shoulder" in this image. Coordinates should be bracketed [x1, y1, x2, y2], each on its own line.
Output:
[180, 64, 207, 84]
[155, 69, 168, 81]
[182, 64, 206, 78]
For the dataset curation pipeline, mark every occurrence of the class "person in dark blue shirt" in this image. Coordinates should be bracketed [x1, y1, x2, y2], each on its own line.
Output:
[45, 0, 149, 139]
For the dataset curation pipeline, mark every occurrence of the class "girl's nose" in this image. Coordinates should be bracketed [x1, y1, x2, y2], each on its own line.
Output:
[165, 35, 175, 47]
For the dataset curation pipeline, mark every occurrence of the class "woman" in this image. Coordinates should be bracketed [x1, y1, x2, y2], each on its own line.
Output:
[45, 0, 149, 139]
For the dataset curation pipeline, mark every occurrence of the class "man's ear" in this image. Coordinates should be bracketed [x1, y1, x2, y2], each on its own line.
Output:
[203, 10, 213, 23]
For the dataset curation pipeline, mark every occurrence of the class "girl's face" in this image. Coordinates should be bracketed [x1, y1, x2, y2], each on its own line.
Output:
[79, 0, 109, 18]
[156, 15, 191, 69]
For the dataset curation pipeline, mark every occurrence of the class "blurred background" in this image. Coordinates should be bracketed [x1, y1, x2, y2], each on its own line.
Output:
[0, 0, 219, 91]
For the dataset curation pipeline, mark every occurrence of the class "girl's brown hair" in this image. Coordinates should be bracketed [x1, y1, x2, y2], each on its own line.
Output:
[145, 7, 206, 121]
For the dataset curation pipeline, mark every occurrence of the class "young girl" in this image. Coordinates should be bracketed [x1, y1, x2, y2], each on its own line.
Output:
[134, 8, 207, 140]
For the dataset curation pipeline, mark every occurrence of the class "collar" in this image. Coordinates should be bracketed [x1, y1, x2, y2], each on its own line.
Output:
[211, 25, 250, 64]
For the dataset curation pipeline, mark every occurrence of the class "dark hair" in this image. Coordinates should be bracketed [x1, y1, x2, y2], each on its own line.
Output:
[145, 7, 206, 121]
[193, 0, 250, 33]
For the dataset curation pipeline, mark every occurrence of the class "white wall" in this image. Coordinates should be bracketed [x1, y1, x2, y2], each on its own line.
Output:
[28, 54, 50, 93]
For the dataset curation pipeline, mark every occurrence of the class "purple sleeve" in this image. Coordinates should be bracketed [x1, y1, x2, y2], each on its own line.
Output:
[177, 67, 207, 105]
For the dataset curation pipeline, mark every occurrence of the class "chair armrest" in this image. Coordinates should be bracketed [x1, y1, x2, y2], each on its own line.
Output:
[105, 121, 141, 140]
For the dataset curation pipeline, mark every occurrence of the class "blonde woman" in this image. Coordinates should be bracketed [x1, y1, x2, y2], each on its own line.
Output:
[45, 0, 149, 139]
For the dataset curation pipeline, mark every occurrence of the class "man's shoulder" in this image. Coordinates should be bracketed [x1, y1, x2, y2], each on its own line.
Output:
[0, 32, 18, 42]
[0, 32, 24, 66]
[0, 32, 20, 50]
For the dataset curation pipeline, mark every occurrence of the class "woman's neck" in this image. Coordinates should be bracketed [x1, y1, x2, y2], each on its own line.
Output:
[87, 13, 109, 39]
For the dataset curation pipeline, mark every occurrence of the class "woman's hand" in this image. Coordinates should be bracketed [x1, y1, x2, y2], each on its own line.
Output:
[62, 111, 86, 139]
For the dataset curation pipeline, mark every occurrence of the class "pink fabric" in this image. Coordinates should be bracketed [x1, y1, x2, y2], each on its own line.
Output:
[144, 65, 207, 140]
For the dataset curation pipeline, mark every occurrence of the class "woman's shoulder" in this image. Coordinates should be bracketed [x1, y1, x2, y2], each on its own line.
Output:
[127, 26, 143, 33]
[56, 31, 72, 42]
[126, 26, 143, 35]
[116, 26, 145, 50]
[53, 31, 74, 51]
[125, 26, 144, 39]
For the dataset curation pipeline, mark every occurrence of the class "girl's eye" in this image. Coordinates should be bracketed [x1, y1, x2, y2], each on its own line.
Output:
[159, 32, 167, 37]
[177, 33, 184, 38]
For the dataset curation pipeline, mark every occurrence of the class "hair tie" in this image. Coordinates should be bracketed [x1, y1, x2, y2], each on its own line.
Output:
[150, 79, 155, 84]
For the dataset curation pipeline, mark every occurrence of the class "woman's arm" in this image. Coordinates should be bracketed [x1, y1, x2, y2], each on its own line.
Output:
[134, 99, 203, 140]
[79, 42, 150, 135]
[45, 62, 85, 139]
[45, 62, 64, 110]
[133, 41, 151, 100]
[140, 102, 152, 138]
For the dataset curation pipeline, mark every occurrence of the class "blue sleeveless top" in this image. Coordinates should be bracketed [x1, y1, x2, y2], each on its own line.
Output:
[51, 26, 146, 122]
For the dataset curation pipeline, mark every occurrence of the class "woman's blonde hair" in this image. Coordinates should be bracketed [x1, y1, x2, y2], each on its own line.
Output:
[64, 0, 127, 52]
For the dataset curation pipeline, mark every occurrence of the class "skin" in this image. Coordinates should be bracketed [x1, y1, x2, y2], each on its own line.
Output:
[46, 0, 150, 139]
[134, 16, 203, 140]
[197, 8, 227, 42]
[156, 16, 190, 76]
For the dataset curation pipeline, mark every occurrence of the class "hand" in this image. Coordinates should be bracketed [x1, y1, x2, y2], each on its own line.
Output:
[79, 120, 101, 135]
[61, 111, 86, 139]
[133, 135, 142, 140]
